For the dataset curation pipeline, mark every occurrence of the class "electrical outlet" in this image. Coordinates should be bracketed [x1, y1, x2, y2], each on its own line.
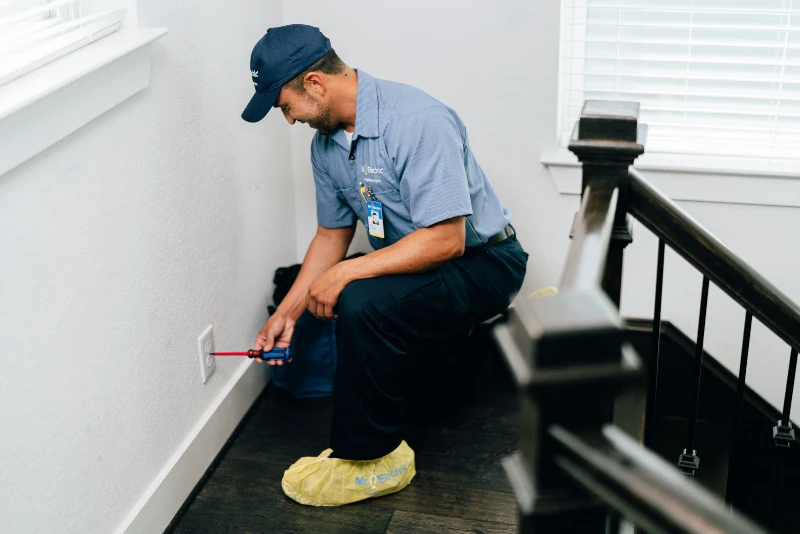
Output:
[197, 325, 216, 383]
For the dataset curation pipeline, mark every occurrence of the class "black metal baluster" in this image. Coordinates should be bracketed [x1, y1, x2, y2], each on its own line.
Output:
[646, 239, 666, 448]
[773, 349, 798, 447]
[678, 276, 710, 476]
[725, 311, 752, 507]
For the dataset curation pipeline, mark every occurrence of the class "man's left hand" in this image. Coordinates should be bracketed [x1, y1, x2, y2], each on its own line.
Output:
[306, 263, 349, 320]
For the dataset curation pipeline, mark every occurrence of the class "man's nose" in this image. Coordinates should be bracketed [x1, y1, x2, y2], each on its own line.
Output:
[282, 110, 294, 125]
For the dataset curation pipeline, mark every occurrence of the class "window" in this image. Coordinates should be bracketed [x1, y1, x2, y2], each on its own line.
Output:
[0, 0, 127, 87]
[559, 0, 800, 159]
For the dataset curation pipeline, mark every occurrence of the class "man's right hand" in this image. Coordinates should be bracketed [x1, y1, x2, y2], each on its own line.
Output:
[252, 225, 355, 366]
[253, 313, 295, 366]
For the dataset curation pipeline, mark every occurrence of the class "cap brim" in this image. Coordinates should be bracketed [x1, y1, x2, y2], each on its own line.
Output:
[241, 87, 280, 123]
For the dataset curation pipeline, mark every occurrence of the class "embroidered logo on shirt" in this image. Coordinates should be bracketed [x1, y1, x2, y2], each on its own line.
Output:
[362, 165, 384, 177]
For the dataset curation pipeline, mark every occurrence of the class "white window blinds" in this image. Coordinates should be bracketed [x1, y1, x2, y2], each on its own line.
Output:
[0, 0, 127, 87]
[560, 0, 800, 159]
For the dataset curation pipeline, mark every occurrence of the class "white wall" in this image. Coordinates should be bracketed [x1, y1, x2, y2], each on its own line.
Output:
[283, 1, 800, 416]
[0, 1, 295, 532]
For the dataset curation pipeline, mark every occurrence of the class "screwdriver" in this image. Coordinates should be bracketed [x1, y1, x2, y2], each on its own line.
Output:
[209, 347, 291, 361]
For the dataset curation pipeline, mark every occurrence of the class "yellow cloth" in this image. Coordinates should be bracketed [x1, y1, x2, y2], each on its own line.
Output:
[281, 440, 416, 506]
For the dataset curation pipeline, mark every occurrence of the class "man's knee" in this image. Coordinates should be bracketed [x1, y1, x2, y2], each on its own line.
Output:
[336, 278, 390, 325]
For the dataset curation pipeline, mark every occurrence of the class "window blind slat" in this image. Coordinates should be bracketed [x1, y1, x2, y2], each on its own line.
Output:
[0, 2, 126, 87]
[0, 16, 61, 46]
[566, 103, 800, 118]
[567, 39, 800, 49]
[571, 23, 793, 32]
[0, 0, 79, 29]
[560, 0, 800, 158]
[5, 8, 125, 55]
[571, 55, 800, 68]
[0, 18, 119, 85]
[584, 1, 797, 14]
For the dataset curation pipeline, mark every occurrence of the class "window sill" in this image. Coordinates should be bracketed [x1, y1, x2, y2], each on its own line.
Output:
[0, 27, 167, 177]
[541, 148, 800, 208]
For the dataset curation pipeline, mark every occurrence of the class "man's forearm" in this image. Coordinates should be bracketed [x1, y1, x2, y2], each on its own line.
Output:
[339, 216, 465, 285]
[275, 225, 354, 321]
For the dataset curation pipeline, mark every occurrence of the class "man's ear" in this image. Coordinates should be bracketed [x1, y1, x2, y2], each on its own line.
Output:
[304, 72, 325, 97]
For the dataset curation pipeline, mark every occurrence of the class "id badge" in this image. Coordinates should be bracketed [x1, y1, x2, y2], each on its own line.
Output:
[367, 200, 384, 238]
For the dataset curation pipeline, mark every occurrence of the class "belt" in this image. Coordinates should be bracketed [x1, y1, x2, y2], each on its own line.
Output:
[484, 223, 515, 247]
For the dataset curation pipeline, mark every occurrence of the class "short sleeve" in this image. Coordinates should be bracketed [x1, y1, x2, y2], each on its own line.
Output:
[311, 139, 356, 228]
[390, 106, 473, 228]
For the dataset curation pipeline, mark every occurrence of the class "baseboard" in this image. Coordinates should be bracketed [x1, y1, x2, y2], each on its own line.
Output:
[113, 360, 270, 534]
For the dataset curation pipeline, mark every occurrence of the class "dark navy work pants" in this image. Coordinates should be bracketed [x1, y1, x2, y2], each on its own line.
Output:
[329, 234, 528, 460]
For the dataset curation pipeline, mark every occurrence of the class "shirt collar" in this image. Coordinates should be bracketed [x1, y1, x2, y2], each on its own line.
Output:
[353, 69, 379, 139]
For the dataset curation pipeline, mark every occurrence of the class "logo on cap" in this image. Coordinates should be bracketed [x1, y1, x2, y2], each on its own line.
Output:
[242, 24, 332, 123]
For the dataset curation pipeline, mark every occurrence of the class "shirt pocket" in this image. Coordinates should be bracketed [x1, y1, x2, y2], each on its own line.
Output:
[337, 186, 406, 248]
[359, 141, 399, 194]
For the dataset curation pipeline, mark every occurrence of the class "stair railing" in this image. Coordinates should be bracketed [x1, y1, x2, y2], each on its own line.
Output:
[628, 163, 800, 507]
[494, 100, 799, 532]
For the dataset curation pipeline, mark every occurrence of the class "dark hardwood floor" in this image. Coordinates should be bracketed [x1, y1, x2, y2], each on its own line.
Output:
[169, 335, 520, 534]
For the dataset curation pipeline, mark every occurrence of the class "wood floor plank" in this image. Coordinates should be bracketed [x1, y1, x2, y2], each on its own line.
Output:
[368, 479, 519, 525]
[385, 509, 517, 534]
[176, 462, 393, 534]
[415, 393, 519, 433]
[172, 500, 393, 534]
[412, 450, 513, 494]
[407, 426, 517, 459]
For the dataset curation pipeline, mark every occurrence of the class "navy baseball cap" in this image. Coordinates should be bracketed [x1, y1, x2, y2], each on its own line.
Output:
[242, 24, 332, 123]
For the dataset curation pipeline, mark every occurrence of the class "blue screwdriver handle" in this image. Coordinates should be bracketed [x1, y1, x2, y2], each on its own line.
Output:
[255, 347, 290, 361]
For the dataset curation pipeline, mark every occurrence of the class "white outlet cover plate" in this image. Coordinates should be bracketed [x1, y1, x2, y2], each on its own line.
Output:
[197, 325, 216, 383]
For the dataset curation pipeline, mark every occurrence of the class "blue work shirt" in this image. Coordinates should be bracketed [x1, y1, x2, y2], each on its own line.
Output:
[311, 70, 510, 249]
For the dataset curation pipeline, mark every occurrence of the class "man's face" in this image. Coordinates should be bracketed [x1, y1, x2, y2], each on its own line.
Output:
[274, 86, 338, 135]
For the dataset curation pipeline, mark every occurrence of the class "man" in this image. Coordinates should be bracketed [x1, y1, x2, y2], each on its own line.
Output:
[242, 25, 528, 507]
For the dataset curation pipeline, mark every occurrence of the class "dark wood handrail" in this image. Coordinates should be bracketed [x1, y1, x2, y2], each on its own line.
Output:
[560, 180, 619, 292]
[628, 167, 800, 353]
[550, 424, 768, 534]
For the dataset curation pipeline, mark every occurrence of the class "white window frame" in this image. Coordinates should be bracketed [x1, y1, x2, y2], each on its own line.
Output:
[0, 1, 166, 177]
[544, 0, 800, 207]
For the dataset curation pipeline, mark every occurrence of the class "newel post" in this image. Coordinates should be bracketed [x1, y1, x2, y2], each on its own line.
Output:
[568, 101, 647, 308]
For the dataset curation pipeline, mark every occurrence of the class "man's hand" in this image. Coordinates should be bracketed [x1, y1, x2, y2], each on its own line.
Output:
[306, 263, 350, 320]
[253, 313, 295, 366]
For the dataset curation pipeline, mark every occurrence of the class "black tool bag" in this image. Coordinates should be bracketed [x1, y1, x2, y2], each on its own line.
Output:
[267, 253, 364, 398]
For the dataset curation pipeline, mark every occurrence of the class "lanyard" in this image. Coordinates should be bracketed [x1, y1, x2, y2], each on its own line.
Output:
[349, 134, 373, 202]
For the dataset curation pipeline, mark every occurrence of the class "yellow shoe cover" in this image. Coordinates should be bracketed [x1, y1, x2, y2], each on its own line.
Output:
[530, 286, 558, 298]
[281, 440, 416, 506]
